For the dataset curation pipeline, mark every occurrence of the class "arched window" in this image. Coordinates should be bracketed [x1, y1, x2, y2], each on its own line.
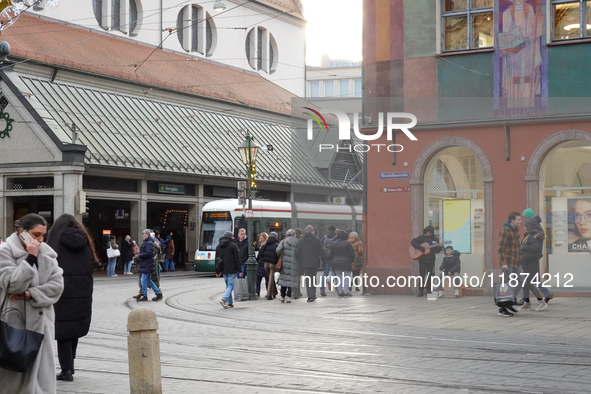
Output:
[176, 4, 216, 56]
[245, 27, 278, 73]
[424, 147, 485, 277]
[92, 0, 141, 35]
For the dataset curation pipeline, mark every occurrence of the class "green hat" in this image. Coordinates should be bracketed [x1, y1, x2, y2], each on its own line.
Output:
[522, 208, 535, 219]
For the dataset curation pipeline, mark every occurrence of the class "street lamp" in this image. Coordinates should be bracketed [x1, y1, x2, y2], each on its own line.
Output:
[213, 0, 226, 12]
[237, 132, 261, 300]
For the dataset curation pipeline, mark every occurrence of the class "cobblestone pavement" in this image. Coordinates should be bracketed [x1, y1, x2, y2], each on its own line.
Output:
[56, 272, 591, 394]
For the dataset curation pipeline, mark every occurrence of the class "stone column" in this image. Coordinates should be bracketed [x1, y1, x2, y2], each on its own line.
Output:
[139, 180, 148, 235]
[127, 308, 162, 394]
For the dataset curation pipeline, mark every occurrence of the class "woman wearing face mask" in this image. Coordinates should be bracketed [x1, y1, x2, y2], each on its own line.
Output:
[0, 213, 64, 393]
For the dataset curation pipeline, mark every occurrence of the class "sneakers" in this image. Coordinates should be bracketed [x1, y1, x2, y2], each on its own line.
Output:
[519, 302, 532, 310]
[320, 290, 327, 297]
[152, 293, 163, 301]
[111, 274, 118, 277]
[220, 299, 228, 309]
[307, 298, 315, 302]
[514, 300, 525, 307]
[280, 297, 285, 303]
[498, 309, 514, 317]
[507, 305, 519, 313]
[286, 296, 291, 303]
[137, 295, 148, 302]
[227, 303, 234, 308]
[535, 300, 548, 311]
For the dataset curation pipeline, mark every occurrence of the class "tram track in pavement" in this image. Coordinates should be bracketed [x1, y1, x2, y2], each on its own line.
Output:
[97, 286, 590, 393]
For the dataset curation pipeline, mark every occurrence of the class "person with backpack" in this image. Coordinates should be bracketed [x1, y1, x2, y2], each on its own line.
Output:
[320, 226, 337, 296]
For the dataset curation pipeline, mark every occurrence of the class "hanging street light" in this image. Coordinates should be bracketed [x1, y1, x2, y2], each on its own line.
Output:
[213, 0, 226, 12]
[237, 132, 261, 300]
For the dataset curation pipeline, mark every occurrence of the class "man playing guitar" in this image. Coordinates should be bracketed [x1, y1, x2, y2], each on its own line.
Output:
[410, 225, 443, 296]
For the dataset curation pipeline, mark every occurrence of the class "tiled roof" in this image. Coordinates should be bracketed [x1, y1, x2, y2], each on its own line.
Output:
[19, 76, 359, 190]
[3, 15, 295, 115]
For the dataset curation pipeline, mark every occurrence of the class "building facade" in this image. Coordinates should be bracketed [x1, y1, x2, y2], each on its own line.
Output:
[363, 0, 591, 294]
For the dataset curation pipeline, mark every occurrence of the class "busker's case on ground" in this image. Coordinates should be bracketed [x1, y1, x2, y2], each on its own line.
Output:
[234, 277, 249, 301]
[493, 282, 516, 307]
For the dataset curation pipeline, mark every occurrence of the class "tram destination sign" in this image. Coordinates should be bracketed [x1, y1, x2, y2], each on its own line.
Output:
[158, 183, 186, 195]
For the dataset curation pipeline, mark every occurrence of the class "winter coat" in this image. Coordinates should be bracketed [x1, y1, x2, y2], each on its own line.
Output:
[108, 239, 119, 250]
[121, 239, 133, 262]
[330, 231, 356, 271]
[411, 225, 442, 264]
[277, 236, 299, 288]
[139, 237, 155, 274]
[349, 236, 363, 259]
[236, 237, 249, 265]
[321, 230, 338, 263]
[153, 238, 164, 263]
[164, 239, 175, 260]
[295, 232, 325, 269]
[439, 251, 461, 274]
[0, 233, 64, 394]
[53, 227, 94, 341]
[498, 222, 521, 269]
[520, 229, 544, 266]
[259, 237, 279, 264]
[215, 236, 241, 275]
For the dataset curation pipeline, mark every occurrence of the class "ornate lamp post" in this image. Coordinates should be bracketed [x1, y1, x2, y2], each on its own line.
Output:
[237, 133, 261, 300]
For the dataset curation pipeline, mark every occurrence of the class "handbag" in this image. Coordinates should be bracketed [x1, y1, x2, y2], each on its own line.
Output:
[493, 282, 516, 307]
[275, 240, 285, 271]
[106, 246, 120, 258]
[0, 286, 45, 373]
[354, 254, 363, 269]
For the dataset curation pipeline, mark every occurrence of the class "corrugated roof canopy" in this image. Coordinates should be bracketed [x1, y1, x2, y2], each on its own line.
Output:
[21, 76, 356, 188]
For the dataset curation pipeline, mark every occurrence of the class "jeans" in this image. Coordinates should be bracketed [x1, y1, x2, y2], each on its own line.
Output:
[164, 258, 175, 271]
[256, 273, 268, 296]
[124, 260, 133, 273]
[333, 269, 352, 295]
[57, 338, 78, 371]
[107, 257, 117, 276]
[320, 263, 333, 291]
[241, 264, 247, 277]
[223, 274, 238, 304]
[141, 273, 161, 296]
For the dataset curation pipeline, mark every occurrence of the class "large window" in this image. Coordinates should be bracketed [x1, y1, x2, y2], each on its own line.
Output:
[177, 4, 216, 56]
[92, 0, 141, 36]
[552, 0, 591, 40]
[324, 80, 334, 97]
[245, 27, 278, 73]
[354, 78, 362, 97]
[339, 80, 349, 97]
[309, 81, 319, 98]
[442, 0, 493, 51]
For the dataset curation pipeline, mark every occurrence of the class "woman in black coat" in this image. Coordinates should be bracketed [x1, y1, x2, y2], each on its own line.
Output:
[329, 230, 356, 297]
[46, 214, 98, 382]
[121, 235, 134, 275]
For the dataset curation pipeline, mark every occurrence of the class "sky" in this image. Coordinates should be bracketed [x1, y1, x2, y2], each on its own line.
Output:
[300, 0, 362, 66]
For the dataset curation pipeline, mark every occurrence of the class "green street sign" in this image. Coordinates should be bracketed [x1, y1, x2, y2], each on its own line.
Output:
[158, 184, 186, 195]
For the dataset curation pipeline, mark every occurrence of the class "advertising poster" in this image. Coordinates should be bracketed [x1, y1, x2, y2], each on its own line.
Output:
[568, 197, 591, 252]
[443, 200, 471, 254]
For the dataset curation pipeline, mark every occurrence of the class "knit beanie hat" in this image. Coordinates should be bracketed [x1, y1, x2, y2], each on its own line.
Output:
[223, 231, 233, 238]
[522, 208, 535, 219]
[304, 225, 314, 233]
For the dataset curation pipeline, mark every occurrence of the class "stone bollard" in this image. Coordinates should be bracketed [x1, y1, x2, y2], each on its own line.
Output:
[127, 307, 162, 394]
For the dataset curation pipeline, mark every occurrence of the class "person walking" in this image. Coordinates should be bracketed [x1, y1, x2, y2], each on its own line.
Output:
[164, 235, 175, 272]
[0, 213, 64, 393]
[136, 230, 163, 302]
[348, 231, 363, 292]
[411, 225, 443, 296]
[259, 232, 280, 300]
[107, 235, 119, 277]
[330, 230, 356, 297]
[121, 235, 133, 275]
[320, 226, 337, 296]
[277, 229, 299, 303]
[256, 232, 269, 298]
[294, 225, 325, 302]
[46, 214, 96, 382]
[235, 228, 249, 277]
[519, 216, 549, 312]
[497, 212, 523, 317]
[215, 231, 242, 308]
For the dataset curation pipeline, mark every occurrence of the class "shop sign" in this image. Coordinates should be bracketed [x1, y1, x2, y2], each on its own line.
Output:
[379, 172, 410, 179]
[159, 184, 186, 195]
[381, 187, 411, 193]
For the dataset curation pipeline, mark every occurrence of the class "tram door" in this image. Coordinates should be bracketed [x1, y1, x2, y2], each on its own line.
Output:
[267, 221, 285, 239]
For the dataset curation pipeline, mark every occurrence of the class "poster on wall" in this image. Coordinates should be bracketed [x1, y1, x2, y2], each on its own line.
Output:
[443, 200, 471, 254]
[568, 197, 591, 252]
[494, 0, 548, 117]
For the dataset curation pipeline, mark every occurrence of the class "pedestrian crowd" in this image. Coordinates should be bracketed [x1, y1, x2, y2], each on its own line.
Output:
[215, 224, 364, 307]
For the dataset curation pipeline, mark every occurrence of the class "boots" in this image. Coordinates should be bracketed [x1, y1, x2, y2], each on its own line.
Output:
[56, 370, 73, 381]
[152, 293, 163, 301]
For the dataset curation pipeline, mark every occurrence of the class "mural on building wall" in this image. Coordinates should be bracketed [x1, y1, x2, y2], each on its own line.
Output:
[568, 197, 591, 253]
[494, 0, 547, 117]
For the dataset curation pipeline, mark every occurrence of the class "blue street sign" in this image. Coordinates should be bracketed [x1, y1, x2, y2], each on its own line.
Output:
[379, 172, 410, 179]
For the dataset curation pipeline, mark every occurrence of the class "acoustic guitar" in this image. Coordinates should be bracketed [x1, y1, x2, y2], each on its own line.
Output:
[409, 240, 452, 259]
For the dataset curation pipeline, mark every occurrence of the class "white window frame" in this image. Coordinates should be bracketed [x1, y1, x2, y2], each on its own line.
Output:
[551, 0, 591, 41]
[245, 27, 277, 73]
[441, 0, 494, 52]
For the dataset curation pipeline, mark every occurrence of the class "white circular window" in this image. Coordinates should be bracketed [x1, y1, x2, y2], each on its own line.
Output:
[245, 27, 278, 73]
[176, 4, 217, 56]
[92, 0, 141, 36]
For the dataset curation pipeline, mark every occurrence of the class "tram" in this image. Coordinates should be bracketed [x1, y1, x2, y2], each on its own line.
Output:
[194, 199, 362, 272]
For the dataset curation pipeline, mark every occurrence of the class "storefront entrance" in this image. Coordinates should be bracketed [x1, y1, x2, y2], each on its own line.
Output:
[147, 202, 188, 268]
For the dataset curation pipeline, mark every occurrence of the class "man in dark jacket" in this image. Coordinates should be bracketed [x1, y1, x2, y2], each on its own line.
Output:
[519, 216, 547, 311]
[137, 229, 162, 302]
[497, 212, 522, 316]
[235, 228, 249, 277]
[330, 230, 356, 297]
[320, 226, 337, 296]
[295, 225, 326, 302]
[411, 225, 443, 296]
[216, 231, 242, 308]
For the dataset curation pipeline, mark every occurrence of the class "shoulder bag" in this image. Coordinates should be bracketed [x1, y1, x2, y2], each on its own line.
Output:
[0, 285, 45, 373]
[275, 240, 285, 271]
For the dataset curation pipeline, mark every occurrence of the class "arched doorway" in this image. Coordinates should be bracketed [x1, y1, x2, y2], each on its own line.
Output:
[411, 138, 493, 293]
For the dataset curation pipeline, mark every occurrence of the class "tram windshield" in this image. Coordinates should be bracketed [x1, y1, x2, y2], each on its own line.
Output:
[199, 211, 233, 251]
